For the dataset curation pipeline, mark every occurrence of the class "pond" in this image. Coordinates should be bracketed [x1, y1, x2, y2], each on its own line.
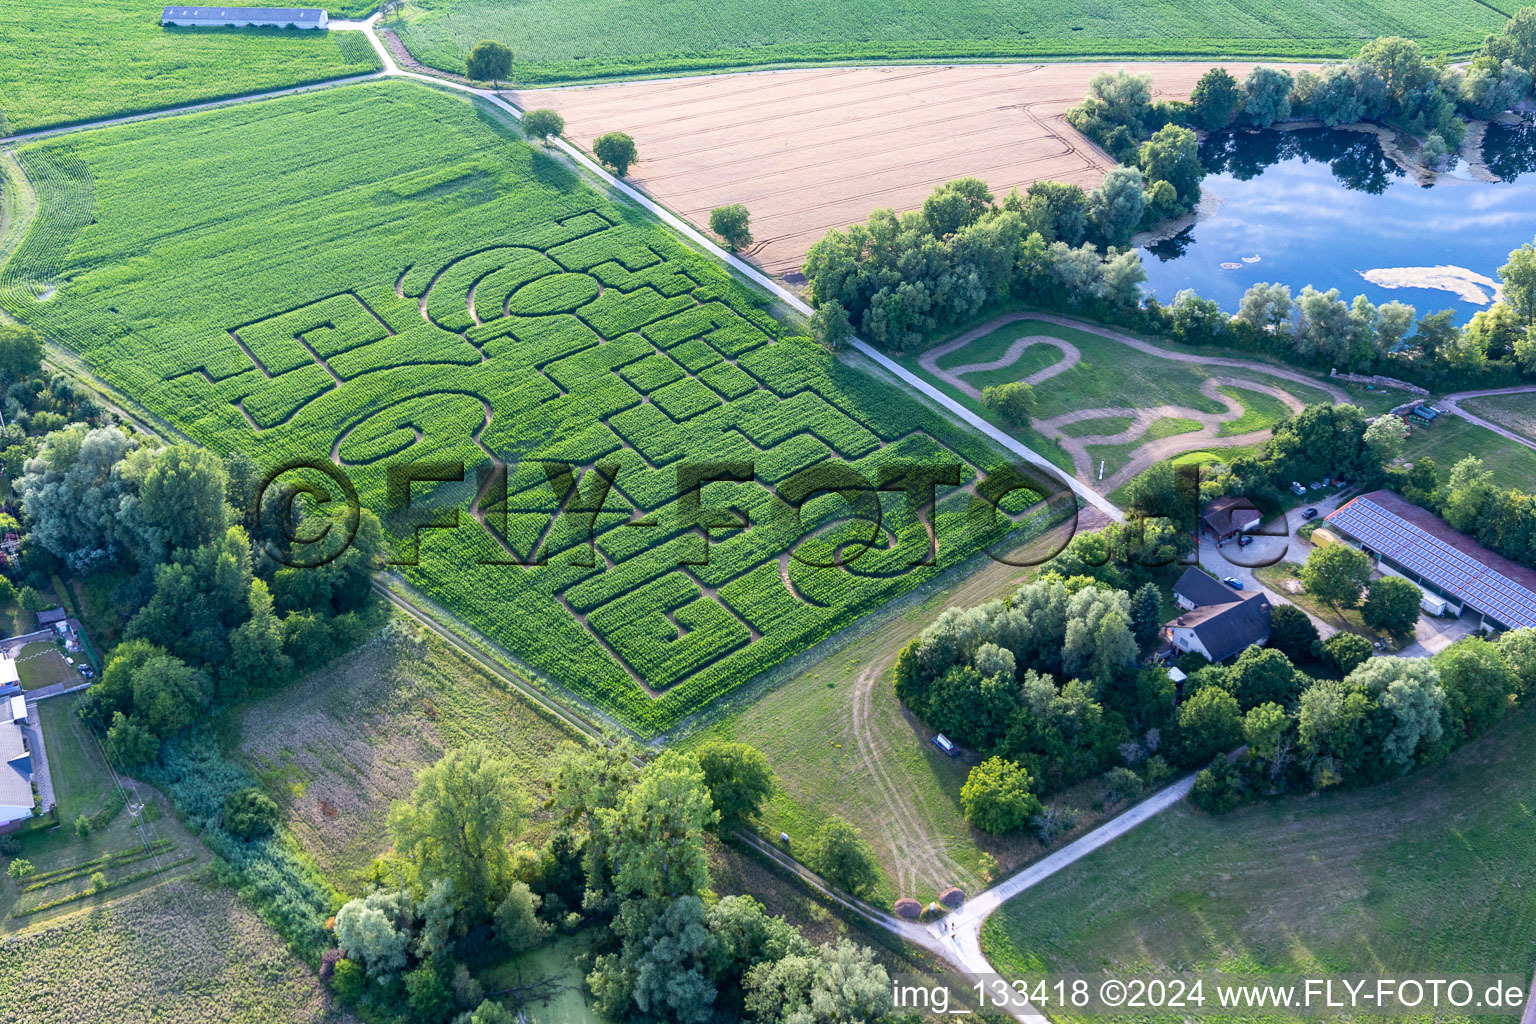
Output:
[1138, 122, 1536, 323]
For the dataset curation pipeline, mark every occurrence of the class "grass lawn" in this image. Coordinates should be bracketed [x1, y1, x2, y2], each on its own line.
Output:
[956, 321, 1332, 424]
[0, 874, 354, 1023]
[1216, 384, 1293, 436]
[3, 694, 208, 933]
[1058, 415, 1135, 439]
[229, 614, 585, 891]
[1402, 414, 1536, 492]
[0, 0, 380, 136]
[15, 641, 76, 691]
[1462, 392, 1536, 443]
[980, 700, 1536, 1022]
[680, 538, 1133, 909]
[1252, 562, 1389, 642]
[388, 0, 1501, 84]
[38, 693, 115, 821]
[903, 317, 1348, 486]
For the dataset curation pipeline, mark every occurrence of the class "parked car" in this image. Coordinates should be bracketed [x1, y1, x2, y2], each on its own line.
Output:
[1290, 481, 1308, 496]
[1222, 576, 1244, 589]
[1238, 535, 1254, 547]
[1301, 507, 1320, 520]
[1308, 481, 1324, 490]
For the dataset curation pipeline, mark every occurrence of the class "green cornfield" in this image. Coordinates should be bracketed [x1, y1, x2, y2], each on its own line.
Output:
[0, 0, 380, 137]
[388, 0, 1505, 84]
[0, 81, 1053, 735]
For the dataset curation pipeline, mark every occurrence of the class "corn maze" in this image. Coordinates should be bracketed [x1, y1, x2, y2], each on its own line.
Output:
[0, 82, 1056, 733]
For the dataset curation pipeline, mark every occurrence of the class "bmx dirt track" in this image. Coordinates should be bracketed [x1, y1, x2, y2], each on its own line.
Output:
[509, 62, 1279, 277]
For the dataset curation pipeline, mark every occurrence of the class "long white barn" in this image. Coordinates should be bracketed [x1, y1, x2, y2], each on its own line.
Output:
[161, 6, 329, 28]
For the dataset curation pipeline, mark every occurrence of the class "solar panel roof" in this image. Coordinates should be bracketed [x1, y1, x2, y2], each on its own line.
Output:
[1327, 497, 1536, 629]
[162, 7, 325, 18]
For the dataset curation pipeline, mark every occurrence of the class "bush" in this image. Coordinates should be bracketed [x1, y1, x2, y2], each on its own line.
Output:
[89, 870, 109, 893]
[1190, 755, 1245, 813]
[7, 858, 34, 880]
[1098, 766, 1145, 807]
[1033, 804, 1078, 844]
[332, 957, 365, 1003]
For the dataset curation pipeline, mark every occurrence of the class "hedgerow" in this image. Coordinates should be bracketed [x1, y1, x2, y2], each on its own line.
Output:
[1, 81, 1051, 734]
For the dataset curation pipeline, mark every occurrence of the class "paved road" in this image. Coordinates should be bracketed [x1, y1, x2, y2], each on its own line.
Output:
[1439, 384, 1536, 453]
[1, 28, 1170, 1010]
[934, 774, 1198, 1023]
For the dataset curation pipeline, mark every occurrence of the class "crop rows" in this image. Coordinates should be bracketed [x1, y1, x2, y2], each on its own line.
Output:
[0, 81, 1047, 733]
[0, 0, 380, 137]
[389, 0, 1502, 84]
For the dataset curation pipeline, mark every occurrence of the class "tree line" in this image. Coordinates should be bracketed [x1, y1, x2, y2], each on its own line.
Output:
[326, 735, 904, 1024]
[801, 10, 1536, 389]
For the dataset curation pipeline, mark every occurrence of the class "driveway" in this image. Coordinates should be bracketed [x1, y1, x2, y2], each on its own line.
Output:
[20, 706, 55, 814]
[1195, 489, 1351, 639]
[1398, 608, 1484, 658]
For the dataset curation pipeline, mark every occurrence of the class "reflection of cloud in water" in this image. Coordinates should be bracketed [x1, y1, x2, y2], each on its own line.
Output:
[1359, 265, 1502, 305]
[1143, 126, 1536, 318]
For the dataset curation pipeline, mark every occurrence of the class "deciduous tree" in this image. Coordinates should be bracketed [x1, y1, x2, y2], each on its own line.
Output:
[1362, 576, 1423, 635]
[709, 204, 754, 251]
[594, 132, 638, 176]
[521, 108, 564, 146]
[1299, 543, 1371, 609]
[803, 817, 878, 897]
[465, 41, 512, 85]
[961, 757, 1042, 834]
[388, 744, 525, 922]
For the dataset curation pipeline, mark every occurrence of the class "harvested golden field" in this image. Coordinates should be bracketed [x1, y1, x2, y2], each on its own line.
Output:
[510, 62, 1282, 276]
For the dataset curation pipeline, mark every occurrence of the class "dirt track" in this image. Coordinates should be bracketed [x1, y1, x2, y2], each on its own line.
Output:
[509, 63, 1283, 277]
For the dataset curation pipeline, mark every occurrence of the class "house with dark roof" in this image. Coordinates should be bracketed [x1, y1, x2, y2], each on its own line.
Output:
[161, 7, 329, 28]
[1167, 567, 1272, 663]
[1325, 490, 1536, 630]
[1200, 496, 1262, 545]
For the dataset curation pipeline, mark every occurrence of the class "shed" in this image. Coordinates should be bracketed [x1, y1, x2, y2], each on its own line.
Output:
[35, 607, 66, 626]
[161, 7, 330, 28]
[7, 696, 23, 725]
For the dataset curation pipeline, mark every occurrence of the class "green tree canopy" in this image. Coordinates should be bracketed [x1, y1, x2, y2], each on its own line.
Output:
[605, 750, 716, 902]
[960, 756, 1042, 834]
[695, 741, 773, 835]
[709, 204, 754, 252]
[1174, 685, 1243, 764]
[521, 108, 564, 146]
[803, 817, 878, 897]
[1189, 67, 1242, 129]
[1362, 576, 1423, 635]
[594, 132, 638, 176]
[1299, 542, 1372, 609]
[388, 743, 525, 922]
[465, 41, 512, 84]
